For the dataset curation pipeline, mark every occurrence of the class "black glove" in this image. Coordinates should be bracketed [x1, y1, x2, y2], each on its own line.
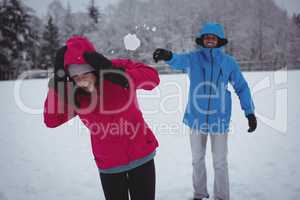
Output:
[83, 52, 129, 88]
[83, 51, 113, 70]
[246, 114, 257, 133]
[104, 68, 129, 88]
[153, 48, 172, 63]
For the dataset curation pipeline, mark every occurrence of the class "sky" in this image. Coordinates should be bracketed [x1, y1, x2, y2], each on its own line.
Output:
[24, 0, 300, 17]
[273, 0, 300, 15]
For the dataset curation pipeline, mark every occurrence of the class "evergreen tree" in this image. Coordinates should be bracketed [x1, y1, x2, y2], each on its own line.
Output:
[47, 0, 66, 27]
[0, 0, 37, 79]
[291, 13, 300, 65]
[63, 2, 75, 40]
[39, 16, 60, 70]
[293, 14, 300, 29]
[88, 0, 100, 24]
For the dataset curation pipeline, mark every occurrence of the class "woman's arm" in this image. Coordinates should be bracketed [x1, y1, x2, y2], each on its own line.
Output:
[112, 59, 160, 90]
[153, 48, 192, 71]
[229, 58, 255, 116]
[83, 52, 160, 90]
[165, 52, 193, 70]
[43, 80, 77, 128]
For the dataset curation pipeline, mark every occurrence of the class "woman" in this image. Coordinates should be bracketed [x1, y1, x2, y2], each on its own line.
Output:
[153, 22, 257, 200]
[43, 36, 160, 200]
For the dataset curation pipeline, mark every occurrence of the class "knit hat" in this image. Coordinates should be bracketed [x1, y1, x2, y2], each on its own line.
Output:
[68, 63, 95, 77]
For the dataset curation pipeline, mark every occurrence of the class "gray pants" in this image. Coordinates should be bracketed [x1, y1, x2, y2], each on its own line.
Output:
[189, 129, 230, 200]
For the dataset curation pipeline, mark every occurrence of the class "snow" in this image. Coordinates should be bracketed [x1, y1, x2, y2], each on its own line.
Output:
[17, 34, 25, 43]
[123, 33, 141, 51]
[0, 70, 300, 200]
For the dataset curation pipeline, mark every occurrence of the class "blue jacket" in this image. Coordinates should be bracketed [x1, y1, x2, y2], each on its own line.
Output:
[166, 23, 254, 133]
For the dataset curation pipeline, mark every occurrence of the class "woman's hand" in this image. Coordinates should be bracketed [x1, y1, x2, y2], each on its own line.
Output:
[153, 48, 173, 63]
[83, 52, 129, 88]
[83, 52, 113, 70]
[246, 114, 257, 133]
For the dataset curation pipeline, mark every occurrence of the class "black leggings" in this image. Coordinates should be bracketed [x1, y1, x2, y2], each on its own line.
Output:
[99, 159, 156, 200]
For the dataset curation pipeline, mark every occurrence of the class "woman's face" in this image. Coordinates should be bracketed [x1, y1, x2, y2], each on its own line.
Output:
[203, 34, 218, 48]
[72, 72, 97, 93]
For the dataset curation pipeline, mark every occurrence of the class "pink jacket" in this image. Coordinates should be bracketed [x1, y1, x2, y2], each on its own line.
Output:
[43, 59, 160, 169]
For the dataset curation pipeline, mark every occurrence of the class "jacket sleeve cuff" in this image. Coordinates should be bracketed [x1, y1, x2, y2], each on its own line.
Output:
[244, 109, 254, 117]
[165, 54, 176, 65]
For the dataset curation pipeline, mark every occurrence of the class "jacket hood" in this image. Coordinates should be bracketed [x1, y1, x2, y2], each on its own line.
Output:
[196, 22, 226, 39]
[195, 23, 228, 49]
[64, 36, 96, 70]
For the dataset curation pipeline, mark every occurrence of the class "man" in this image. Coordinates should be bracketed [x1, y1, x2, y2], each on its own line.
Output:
[153, 22, 257, 200]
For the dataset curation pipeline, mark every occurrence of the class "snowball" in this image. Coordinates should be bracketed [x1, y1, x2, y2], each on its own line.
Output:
[123, 33, 141, 51]
[152, 26, 157, 32]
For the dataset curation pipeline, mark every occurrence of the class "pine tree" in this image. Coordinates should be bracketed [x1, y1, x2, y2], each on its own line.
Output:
[0, 1, 10, 67]
[291, 13, 300, 65]
[88, 0, 100, 24]
[63, 2, 75, 41]
[39, 16, 60, 70]
[0, 0, 37, 79]
[293, 14, 300, 29]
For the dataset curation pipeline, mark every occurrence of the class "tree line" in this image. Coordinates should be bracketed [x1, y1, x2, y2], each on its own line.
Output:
[0, 0, 300, 80]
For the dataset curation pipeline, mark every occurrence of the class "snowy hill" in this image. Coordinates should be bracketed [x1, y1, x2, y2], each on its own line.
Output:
[0, 71, 300, 200]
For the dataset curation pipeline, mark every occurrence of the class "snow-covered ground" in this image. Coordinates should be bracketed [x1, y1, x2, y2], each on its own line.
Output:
[0, 70, 300, 200]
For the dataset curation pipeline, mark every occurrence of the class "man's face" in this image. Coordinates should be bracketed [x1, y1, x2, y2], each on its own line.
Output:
[203, 34, 218, 48]
[72, 72, 97, 93]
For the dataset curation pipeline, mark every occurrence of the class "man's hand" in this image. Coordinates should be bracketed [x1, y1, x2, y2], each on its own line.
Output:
[153, 48, 172, 63]
[246, 114, 257, 133]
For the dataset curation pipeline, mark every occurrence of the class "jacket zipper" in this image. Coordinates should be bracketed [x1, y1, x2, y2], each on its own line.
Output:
[202, 68, 206, 94]
[206, 49, 214, 125]
[216, 69, 222, 88]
